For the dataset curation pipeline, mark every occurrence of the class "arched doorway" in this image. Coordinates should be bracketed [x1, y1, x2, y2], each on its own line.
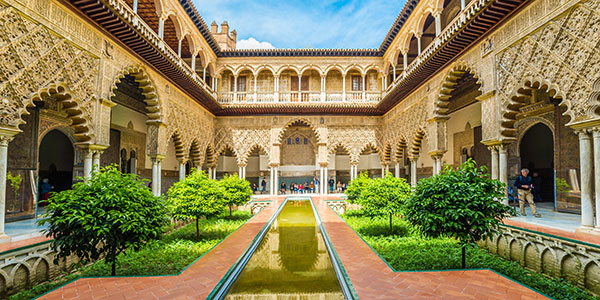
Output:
[519, 123, 554, 203]
[279, 121, 318, 193]
[38, 130, 74, 205]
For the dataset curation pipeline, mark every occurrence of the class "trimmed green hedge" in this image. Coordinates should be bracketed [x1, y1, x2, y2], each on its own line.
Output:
[342, 210, 598, 300]
[10, 210, 251, 300]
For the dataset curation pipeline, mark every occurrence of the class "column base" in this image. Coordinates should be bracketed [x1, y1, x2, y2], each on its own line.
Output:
[575, 225, 594, 234]
[0, 233, 11, 244]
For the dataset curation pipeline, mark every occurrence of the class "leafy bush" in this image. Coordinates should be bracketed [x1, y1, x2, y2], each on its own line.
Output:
[404, 159, 514, 268]
[345, 171, 370, 203]
[38, 165, 168, 276]
[342, 211, 596, 300]
[168, 170, 226, 240]
[11, 210, 251, 300]
[555, 177, 571, 198]
[358, 174, 411, 234]
[219, 173, 253, 216]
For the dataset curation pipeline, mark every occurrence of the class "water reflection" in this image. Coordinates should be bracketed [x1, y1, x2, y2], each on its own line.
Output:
[226, 200, 344, 299]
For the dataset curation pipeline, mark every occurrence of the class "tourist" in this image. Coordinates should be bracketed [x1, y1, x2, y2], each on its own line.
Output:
[304, 182, 308, 193]
[337, 181, 342, 193]
[532, 172, 542, 202]
[261, 178, 266, 194]
[310, 181, 315, 193]
[514, 168, 541, 217]
[328, 177, 335, 193]
[299, 183, 304, 194]
[281, 181, 287, 194]
[315, 177, 320, 193]
[40, 178, 52, 202]
[252, 183, 258, 193]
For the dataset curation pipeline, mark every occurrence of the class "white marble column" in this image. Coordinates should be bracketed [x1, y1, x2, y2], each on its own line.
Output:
[381, 166, 385, 178]
[324, 167, 329, 194]
[269, 167, 274, 196]
[82, 149, 93, 180]
[0, 132, 16, 241]
[594, 129, 600, 231]
[435, 156, 442, 174]
[489, 146, 499, 180]
[151, 157, 160, 196]
[578, 130, 594, 228]
[274, 166, 279, 195]
[434, 13, 441, 36]
[242, 166, 246, 179]
[431, 156, 438, 175]
[320, 166, 326, 195]
[157, 160, 162, 196]
[409, 157, 418, 187]
[498, 144, 509, 205]
[133, 0, 138, 12]
[342, 74, 346, 101]
[395, 163, 400, 178]
[92, 150, 101, 172]
[179, 160, 186, 181]
[158, 18, 165, 39]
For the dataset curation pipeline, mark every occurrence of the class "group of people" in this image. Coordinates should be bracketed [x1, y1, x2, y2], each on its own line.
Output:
[249, 176, 350, 194]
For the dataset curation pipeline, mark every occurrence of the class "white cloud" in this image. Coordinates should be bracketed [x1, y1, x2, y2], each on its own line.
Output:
[236, 37, 276, 49]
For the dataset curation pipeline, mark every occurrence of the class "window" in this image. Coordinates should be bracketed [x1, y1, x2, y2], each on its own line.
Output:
[304, 138, 308, 144]
[351, 75, 363, 91]
[295, 137, 300, 144]
[229, 75, 247, 92]
[288, 138, 291, 145]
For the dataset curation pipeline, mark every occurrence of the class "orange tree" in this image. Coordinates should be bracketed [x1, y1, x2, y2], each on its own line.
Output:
[403, 159, 514, 268]
[39, 166, 168, 276]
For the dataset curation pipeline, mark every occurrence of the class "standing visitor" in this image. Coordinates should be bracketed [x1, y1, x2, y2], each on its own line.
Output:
[315, 177, 320, 193]
[310, 181, 315, 193]
[40, 178, 52, 203]
[514, 168, 542, 217]
[299, 183, 304, 194]
[261, 178, 266, 194]
[337, 181, 342, 193]
[328, 177, 335, 193]
[281, 181, 287, 194]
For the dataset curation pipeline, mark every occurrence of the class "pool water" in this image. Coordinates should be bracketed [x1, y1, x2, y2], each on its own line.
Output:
[225, 200, 344, 299]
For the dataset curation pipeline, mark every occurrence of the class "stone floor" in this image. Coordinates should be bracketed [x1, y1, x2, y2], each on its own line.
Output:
[38, 196, 549, 299]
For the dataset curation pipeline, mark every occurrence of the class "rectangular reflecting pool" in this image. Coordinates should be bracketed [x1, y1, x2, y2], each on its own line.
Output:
[225, 200, 344, 299]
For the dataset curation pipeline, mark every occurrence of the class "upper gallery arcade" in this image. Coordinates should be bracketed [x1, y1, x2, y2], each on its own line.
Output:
[1, 0, 600, 243]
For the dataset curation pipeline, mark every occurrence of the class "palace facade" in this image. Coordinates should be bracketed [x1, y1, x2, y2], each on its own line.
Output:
[0, 0, 599, 243]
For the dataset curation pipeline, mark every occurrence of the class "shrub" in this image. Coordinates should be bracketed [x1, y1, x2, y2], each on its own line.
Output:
[404, 159, 514, 268]
[358, 174, 411, 234]
[219, 174, 253, 216]
[168, 170, 226, 240]
[38, 165, 168, 276]
[345, 171, 370, 203]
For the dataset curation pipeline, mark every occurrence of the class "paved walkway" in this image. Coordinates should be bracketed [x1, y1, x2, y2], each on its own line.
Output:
[312, 196, 548, 300]
[39, 198, 282, 300]
[39, 195, 549, 299]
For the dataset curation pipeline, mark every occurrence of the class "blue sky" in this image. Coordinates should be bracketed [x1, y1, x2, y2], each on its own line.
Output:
[190, 0, 405, 49]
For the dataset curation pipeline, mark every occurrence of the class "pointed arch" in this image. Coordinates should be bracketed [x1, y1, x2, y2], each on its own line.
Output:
[394, 137, 408, 162]
[189, 139, 203, 165]
[204, 144, 216, 166]
[169, 131, 186, 161]
[241, 144, 268, 165]
[18, 83, 93, 143]
[382, 142, 392, 163]
[277, 118, 322, 144]
[215, 144, 238, 162]
[501, 78, 565, 138]
[111, 65, 162, 122]
[409, 128, 426, 157]
[358, 142, 383, 163]
[435, 61, 483, 117]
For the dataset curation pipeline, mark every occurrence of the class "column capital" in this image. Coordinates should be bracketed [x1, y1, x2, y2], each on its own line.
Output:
[428, 150, 446, 157]
[0, 127, 19, 146]
[475, 90, 495, 102]
[269, 163, 280, 168]
[150, 154, 166, 162]
[408, 156, 418, 162]
[237, 163, 247, 168]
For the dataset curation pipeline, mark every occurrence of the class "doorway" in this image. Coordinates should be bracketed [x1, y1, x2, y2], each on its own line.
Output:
[519, 123, 554, 202]
[38, 130, 74, 204]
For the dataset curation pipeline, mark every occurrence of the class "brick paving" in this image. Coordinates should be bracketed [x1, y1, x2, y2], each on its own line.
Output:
[312, 196, 549, 300]
[504, 219, 600, 245]
[0, 236, 51, 253]
[39, 195, 549, 299]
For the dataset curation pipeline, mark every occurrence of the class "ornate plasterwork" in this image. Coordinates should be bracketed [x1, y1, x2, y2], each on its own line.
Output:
[435, 61, 483, 117]
[110, 65, 162, 122]
[497, 2, 600, 136]
[383, 98, 429, 157]
[166, 101, 213, 164]
[0, 4, 99, 143]
[213, 125, 271, 165]
[327, 126, 381, 164]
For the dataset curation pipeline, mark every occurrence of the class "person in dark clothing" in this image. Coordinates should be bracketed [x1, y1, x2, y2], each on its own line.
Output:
[261, 178, 266, 194]
[514, 168, 541, 217]
[531, 172, 542, 202]
[328, 177, 335, 193]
